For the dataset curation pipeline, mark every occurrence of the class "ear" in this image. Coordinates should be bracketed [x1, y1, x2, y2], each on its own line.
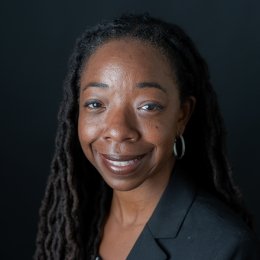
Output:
[177, 96, 196, 135]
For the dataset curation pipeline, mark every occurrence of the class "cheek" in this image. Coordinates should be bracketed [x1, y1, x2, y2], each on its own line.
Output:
[141, 119, 177, 146]
[78, 114, 101, 148]
[140, 104, 181, 148]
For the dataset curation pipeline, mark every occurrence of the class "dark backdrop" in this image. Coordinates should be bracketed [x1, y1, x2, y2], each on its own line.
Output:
[1, 0, 259, 259]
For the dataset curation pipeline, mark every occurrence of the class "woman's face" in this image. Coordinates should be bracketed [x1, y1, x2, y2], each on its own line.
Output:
[78, 39, 193, 191]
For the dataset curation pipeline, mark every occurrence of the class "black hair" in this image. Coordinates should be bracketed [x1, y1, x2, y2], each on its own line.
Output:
[34, 13, 253, 260]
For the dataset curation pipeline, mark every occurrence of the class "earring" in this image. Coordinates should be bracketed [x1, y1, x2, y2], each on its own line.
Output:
[173, 134, 185, 160]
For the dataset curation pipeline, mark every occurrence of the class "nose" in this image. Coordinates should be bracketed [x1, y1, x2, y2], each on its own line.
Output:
[103, 107, 140, 143]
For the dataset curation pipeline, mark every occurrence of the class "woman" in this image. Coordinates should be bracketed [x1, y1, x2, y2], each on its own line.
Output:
[35, 14, 259, 259]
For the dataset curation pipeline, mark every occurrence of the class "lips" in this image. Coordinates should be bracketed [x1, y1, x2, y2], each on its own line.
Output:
[106, 159, 137, 167]
[100, 153, 146, 175]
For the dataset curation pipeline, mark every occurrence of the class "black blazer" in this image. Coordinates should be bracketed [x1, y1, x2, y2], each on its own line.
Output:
[125, 166, 260, 260]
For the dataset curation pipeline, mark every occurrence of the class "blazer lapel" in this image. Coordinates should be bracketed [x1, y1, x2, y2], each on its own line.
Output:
[127, 226, 167, 260]
[148, 164, 197, 239]
[127, 163, 197, 259]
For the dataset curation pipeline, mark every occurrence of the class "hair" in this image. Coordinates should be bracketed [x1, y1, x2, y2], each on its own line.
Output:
[34, 13, 253, 260]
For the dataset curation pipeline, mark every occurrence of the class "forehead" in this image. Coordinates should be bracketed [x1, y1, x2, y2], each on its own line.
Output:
[81, 38, 174, 79]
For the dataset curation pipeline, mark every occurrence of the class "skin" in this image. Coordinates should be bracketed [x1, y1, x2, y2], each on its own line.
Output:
[78, 38, 195, 259]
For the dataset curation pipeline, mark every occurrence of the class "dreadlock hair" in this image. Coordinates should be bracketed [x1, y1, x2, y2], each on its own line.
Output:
[34, 13, 253, 260]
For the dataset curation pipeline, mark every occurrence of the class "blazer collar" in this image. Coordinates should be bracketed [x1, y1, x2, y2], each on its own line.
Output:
[147, 163, 197, 238]
[127, 226, 168, 259]
[127, 163, 197, 260]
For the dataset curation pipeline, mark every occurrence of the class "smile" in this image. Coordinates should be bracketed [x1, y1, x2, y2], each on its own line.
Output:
[100, 153, 146, 175]
[106, 159, 138, 167]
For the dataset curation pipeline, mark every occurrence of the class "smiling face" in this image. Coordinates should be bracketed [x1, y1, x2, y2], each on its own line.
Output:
[78, 38, 193, 191]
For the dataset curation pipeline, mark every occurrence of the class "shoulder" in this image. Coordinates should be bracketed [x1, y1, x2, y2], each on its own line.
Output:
[177, 190, 260, 259]
[190, 190, 252, 236]
[142, 169, 260, 259]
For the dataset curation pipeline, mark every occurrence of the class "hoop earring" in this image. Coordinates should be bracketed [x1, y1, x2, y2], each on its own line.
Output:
[173, 135, 185, 160]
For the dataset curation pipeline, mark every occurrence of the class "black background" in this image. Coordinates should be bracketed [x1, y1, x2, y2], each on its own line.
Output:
[1, 0, 259, 259]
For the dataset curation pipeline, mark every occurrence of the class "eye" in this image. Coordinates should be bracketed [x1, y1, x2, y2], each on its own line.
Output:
[138, 102, 164, 112]
[84, 100, 104, 110]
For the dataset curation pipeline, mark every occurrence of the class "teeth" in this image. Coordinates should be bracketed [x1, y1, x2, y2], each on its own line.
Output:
[107, 159, 136, 167]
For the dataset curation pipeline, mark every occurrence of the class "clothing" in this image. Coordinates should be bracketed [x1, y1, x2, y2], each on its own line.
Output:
[123, 165, 260, 259]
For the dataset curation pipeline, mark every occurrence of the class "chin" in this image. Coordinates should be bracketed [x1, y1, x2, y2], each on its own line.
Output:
[102, 177, 147, 192]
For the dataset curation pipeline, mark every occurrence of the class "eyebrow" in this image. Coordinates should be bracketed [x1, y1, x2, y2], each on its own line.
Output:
[136, 82, 166, 93]
[82, 81, 166, 93]
[82, 82, 109, 91]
